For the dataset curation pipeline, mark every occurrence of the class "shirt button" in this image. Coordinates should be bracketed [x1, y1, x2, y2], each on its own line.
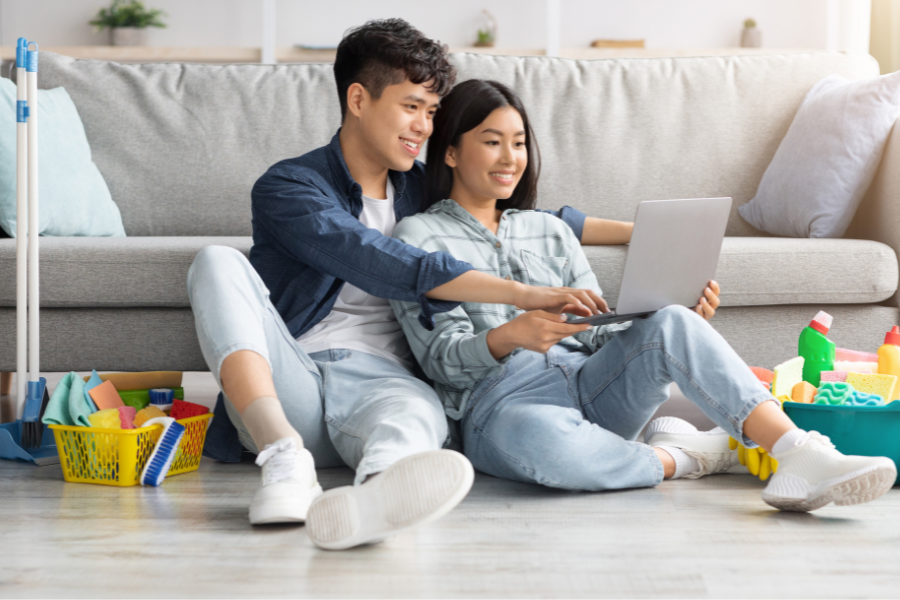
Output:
[495, 242, 502, 248]
[502, 216, 507, 221]
[504, 275, 511, 280]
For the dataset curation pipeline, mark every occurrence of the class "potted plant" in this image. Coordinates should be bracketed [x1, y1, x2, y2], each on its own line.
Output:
[741, 18, 762, 48]
[89, 0, 167, 47]
[474, 10, 497, 48]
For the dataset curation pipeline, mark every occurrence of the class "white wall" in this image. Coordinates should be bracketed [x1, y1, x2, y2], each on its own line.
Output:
[0, 0, 871, 52]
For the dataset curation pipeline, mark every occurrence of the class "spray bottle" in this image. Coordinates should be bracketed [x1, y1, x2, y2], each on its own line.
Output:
[798, 311, 834, 387]
[877, 326, 900, 402]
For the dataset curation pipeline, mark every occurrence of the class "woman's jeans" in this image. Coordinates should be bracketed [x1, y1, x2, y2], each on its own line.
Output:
[187, 246, 447, 484]
[461, 305, 775, 491]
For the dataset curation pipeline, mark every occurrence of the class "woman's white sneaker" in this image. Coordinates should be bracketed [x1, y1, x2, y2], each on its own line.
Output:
[249, 437, 323, 525]
[644, 416, 740, 478]
[762, 430, 896, 512]
[305, 449, 474, 550]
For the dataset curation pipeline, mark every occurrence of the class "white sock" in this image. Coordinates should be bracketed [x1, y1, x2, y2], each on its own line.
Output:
[656, 445, 700, 479]
[240, 396, 305, 452]
[771, 428, 806, 455]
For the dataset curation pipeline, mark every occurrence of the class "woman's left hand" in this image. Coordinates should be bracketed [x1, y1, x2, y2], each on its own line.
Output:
[694, 280, 720, 321]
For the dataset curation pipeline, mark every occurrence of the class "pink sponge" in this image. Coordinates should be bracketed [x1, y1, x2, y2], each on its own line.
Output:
[118, 406, 136, 429]
[835, 348, 879, 362]
[821, 371, 849, 383]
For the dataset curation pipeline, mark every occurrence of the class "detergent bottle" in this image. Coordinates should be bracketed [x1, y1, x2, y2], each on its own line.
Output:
[798, 311, 835, 386]
[877, 326, 900, 402]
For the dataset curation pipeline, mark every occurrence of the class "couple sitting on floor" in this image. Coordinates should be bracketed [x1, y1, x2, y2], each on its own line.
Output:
[188, 18, 896, 551]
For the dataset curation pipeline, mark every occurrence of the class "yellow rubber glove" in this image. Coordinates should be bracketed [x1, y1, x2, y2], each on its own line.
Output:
[729, 436, 778, 481]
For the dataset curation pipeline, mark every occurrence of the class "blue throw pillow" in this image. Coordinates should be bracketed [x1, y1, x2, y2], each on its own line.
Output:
[0, 77, 125, 237]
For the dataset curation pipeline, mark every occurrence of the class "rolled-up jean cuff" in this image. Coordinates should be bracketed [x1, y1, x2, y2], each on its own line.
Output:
[212, 342, 273, 385]
[732, 394, 780, 449]
[645, 444, 666, 485]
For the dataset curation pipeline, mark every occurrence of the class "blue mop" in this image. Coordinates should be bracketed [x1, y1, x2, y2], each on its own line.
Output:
[0, 38, 58, 465]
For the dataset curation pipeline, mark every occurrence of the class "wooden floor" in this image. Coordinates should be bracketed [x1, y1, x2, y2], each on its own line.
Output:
[1, 373, 899, 598]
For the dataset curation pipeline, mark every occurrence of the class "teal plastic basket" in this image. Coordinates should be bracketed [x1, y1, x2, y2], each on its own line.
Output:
[783, 401, 900, 485]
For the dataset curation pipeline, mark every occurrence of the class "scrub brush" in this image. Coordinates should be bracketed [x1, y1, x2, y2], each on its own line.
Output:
[140, 417, 186, 486]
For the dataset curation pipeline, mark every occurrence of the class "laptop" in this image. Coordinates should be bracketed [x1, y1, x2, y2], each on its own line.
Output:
[568, 197, 732, 326]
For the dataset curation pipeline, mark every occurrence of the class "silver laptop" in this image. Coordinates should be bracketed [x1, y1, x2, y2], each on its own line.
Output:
[569, 197, 732, 326]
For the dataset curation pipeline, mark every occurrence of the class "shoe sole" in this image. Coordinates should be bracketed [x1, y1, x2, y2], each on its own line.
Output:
[249, 483, 324, 525]
[305, 450, 474, 551]
[762, 461, 896, 512]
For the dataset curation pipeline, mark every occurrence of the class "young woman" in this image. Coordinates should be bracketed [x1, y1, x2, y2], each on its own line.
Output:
[389, 79, 895, 511]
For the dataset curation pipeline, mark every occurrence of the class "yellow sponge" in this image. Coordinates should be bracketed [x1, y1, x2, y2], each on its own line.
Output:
[772, 356, 805, 399]
[846, 372, 897, 401]
[87, 408, 121, 429]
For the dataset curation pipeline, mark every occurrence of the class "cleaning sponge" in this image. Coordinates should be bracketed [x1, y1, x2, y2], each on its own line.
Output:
[846, 372, 897, 402]
[791, 381, 817, 404]
[772, 357, 805, 399]
[134, 406, 167, 428]
[88, 408, 122, 429]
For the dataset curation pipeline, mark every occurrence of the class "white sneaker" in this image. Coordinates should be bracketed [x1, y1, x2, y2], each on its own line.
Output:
[644, 416, 740, 478]
[249, 437, 323, 525]
[305, 450, 474, 550]
[762, 430, 896, 512]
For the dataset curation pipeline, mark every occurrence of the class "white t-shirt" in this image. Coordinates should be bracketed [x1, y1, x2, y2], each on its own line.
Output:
[296, 179, 414, 368]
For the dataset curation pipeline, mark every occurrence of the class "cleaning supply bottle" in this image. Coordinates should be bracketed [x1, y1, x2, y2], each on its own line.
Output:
[877, 326, 900, 402]
[798, 311, 835, 387]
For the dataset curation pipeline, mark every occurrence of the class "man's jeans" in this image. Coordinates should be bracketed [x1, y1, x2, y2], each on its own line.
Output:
[187, 246, 448, 484]
[461, 305, 775, 491]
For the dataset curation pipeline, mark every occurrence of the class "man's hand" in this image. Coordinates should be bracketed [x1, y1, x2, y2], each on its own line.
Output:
[514, 285, 609, 317]
[694, 280, 721, 321]
[487, 311, 593, 359]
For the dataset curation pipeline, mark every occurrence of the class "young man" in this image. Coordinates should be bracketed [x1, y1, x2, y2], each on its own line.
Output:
[188, 19, 628, 550]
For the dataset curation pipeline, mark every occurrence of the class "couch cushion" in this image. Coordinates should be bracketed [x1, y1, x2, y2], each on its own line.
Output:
[453, 51, 880, 237]
[36, 52, 341, 237]
[584, 237, 897, 308]
[0, 236, 894, 310]
[0, 237, 250, 307]
[38, 51, 879, 238]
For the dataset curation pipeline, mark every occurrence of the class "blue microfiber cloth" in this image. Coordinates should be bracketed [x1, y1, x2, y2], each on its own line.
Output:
[82, 369, 102, 412]
[42, 372, 94, 427]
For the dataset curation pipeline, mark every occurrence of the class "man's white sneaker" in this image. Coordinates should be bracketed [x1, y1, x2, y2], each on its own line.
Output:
[305, 450, 474, 550]
[762, 430, 896, 512]
[249, 437, 323, 525]
[644, 416, 740, 478]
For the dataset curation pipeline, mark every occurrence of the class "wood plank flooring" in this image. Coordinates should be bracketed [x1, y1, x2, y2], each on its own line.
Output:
[1, 373, 898, 598]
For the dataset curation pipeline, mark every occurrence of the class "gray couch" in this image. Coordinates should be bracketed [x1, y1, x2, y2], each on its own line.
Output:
[1, 50, 898, 375]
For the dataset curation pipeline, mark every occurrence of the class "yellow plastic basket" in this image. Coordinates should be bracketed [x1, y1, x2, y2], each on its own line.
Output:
[48, 413, 212, 486]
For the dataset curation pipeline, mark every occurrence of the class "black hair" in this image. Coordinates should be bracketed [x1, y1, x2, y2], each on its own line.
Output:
[334, 19, 456, 120]
[425, 79, 540, 212]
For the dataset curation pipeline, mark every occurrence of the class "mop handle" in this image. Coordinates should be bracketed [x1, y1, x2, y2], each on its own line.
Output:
[14, 38, 28, 417]
[26, 42, 38, 387]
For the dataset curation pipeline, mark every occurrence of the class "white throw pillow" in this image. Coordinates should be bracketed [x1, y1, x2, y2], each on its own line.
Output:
[739, 71, 900, 238]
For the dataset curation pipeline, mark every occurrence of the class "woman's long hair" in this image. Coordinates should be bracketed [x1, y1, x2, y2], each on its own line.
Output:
[424, 79, 540, 212]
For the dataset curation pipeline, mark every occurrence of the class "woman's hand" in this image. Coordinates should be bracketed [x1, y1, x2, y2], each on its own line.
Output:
[694, 280, 721, 321]
[486, 311, 593, 359]
[514, 284, 609, 317]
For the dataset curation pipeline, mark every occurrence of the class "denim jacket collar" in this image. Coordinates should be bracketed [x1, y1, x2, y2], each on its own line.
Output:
[325, 129, 410, 210]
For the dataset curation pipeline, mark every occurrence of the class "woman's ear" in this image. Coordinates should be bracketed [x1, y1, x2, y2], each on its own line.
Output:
[445, 145, 458, 168]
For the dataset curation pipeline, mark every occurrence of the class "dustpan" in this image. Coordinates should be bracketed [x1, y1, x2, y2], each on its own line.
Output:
[0, 38, 57, 465]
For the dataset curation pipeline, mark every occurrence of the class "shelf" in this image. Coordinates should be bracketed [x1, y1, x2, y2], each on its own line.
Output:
[0, 46, 820, 64]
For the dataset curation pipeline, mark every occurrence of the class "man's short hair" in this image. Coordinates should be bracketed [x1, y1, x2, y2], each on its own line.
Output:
[334, 19, 456, 119]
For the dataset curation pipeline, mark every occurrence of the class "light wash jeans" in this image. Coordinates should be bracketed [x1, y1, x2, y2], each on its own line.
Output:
[461, 305, 775, 491]
[187, 246, 448, 484]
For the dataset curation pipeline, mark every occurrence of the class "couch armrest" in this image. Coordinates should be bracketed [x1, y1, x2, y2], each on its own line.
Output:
[846, 118, 900, 307]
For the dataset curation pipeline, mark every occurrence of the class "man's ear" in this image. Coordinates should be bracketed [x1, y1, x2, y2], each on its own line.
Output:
[346, 82, 369, 119]
[445, 145, 458, 168]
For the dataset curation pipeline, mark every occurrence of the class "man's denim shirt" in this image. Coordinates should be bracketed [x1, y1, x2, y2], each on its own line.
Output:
[203, 131, 587, 462]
